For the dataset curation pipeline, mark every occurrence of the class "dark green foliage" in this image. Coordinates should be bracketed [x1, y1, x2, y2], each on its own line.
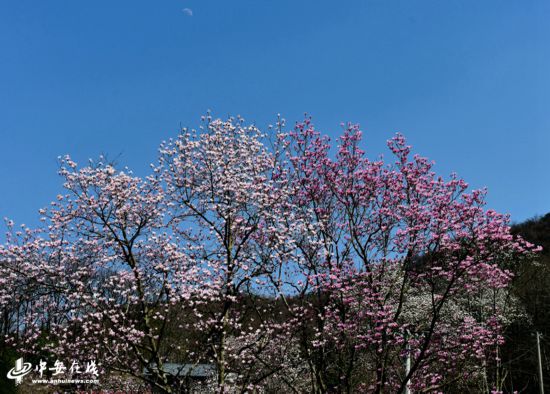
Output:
[0, 344, 17, 394]
[501, 213, 550, 393]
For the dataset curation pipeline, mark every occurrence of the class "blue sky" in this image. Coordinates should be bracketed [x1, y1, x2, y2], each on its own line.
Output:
[0, 0, 548, 231]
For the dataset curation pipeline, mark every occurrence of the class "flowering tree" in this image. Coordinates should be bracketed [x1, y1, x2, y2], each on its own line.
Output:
[0, 114, 538, 393]
[263, 117, 538, 393]
[155, 117, 302, 390]
[1, 158, 206, 392]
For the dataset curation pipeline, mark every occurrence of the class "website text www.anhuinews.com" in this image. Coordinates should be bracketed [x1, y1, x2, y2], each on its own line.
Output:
[31, 378, 100, 384]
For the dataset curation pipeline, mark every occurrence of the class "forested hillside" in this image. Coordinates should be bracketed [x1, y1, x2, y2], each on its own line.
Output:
[501, 213, 550, 392]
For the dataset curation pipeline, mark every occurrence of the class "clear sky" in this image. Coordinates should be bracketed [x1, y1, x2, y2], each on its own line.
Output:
[0, 0, 548, 232]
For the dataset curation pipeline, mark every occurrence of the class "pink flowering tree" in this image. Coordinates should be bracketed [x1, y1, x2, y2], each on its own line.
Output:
[273, 117, 539, 393]
[1, 157, 212, 392]
[155, 116, 304, 390]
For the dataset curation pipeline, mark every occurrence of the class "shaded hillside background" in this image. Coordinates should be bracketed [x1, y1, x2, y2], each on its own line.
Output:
[502, 213, 550, 391]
